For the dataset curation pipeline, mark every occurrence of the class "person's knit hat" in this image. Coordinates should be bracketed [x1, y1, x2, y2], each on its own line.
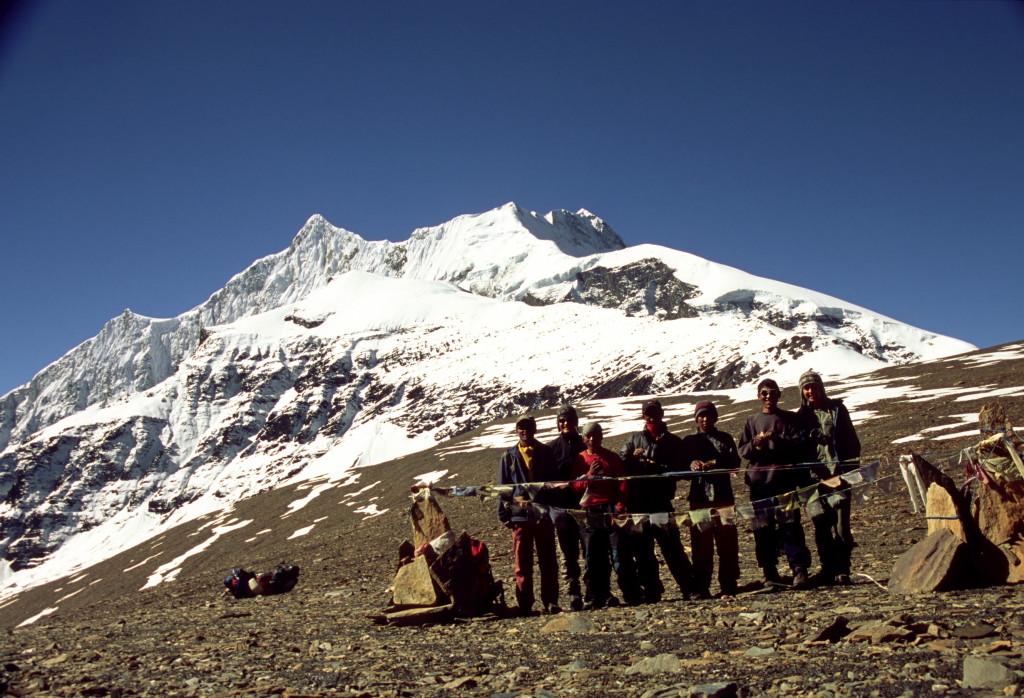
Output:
[798, 370, 824, 390]
[557, 404, 579, 422]
[642, 399, 664, 417]
[515, 415, 537, 432]
[694, 401, 718, 420]
[581, 421, 603, 436]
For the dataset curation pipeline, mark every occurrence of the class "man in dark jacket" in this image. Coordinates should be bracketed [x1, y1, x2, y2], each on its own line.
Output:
[738, 379, 812, 588]
[796, 369, 861, 585]
[681, 401, 740, 598]
[619, 400, 694, 602]
[497, 415, 561, 615]
[546, 404, 586, 611]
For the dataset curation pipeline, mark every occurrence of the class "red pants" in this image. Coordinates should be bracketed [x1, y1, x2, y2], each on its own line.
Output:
[511, 519, 558, 611]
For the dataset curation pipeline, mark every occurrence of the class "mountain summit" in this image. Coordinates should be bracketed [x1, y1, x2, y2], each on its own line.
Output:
[0, 203, 972, 593]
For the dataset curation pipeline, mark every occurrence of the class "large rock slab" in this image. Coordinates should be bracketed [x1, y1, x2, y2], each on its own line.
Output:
[973, 478, 1024, 546]
[392, 554, 444, 607]
[889, 528, 968, 594]
[926, 483, 966, 540]
[409, 492, 452, 549]
[962, 656, 1015, 689]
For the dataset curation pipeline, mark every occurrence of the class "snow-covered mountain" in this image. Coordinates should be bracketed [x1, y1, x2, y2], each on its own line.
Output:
[0, 202, 973, 593]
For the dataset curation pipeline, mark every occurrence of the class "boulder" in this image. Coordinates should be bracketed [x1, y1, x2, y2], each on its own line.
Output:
[625, 653, 682, 675]
[888, 528, 968, 594]
[409, 490, 452, 549]
[926, 483, 966, 541]
[962, 656, 1015, 690]
[973, 478, 1024, 546]
[383, 604, 455, 627]
[392, 555, 444, 607]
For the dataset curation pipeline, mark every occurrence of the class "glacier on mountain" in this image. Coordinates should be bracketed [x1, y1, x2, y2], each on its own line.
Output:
[0, 202, 974, 594]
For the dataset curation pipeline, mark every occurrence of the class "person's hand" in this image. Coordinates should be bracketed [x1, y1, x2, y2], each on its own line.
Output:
[589, 460, 605, 477]
[691, 460, 706, 471]
[633, 447, 644, 458]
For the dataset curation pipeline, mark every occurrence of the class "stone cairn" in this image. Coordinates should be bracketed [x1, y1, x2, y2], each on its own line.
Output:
[373, 489, 504, 626]
[890, 401, 1024, 593]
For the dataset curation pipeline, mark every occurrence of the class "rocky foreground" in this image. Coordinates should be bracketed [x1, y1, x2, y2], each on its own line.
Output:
[3, 345, 1024, 697]
[2, 483, 1023, 698]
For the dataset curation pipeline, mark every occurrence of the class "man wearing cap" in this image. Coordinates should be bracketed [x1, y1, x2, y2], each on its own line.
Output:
[497, 415, 562, 615]
[571, 422, 641, 609]
[681, 401, 741, 598]
[547, 404, 586, 611]
[796, 370, 861, 586]
[738, 378, 812, 589]
[619, 399, 695, 603]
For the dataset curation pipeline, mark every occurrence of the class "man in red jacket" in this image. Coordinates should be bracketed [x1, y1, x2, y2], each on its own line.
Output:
[572, 422, 641, 609]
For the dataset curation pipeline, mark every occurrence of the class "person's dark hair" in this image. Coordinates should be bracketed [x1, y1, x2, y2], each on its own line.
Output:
[756, 378, 780, 393]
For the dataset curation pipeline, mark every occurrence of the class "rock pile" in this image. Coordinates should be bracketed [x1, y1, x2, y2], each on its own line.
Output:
[890, 403, 1024, 593]
[376, 490, 504, 625]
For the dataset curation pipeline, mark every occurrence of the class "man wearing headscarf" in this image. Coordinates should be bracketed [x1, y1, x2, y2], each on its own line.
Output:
[796, 370, 861, 585]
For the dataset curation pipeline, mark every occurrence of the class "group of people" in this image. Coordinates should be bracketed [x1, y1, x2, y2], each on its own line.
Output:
[496, 369, 860, 615]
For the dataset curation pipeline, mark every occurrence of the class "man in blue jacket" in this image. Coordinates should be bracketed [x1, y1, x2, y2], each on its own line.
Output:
[497, 415, 561, 615]
[546, 404, 586, 612]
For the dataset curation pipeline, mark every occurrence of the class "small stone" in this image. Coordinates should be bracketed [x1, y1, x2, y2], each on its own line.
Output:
[951, 623, 996, 639]
[744, 646, 776, 657]
[626, 653, 682, 675]
[964, 656, 1015, 689]
[689, 681, 739, 698]
[443, 676, 477, 689]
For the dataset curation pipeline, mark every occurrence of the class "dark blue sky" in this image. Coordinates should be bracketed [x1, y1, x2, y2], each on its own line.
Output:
[2, 1, 1022, 396]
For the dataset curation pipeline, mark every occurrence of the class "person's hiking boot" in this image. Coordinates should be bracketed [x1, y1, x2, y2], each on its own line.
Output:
[605, 595, 621, 608]
[569, 595, 584, 612]
[836, 573, 852, 585]
[719, 583, 738, 598]
[543, 603, 561, 615]
[582, 599, 603, 611]
[687, 589, 712, 601]
[763, 567, 783, 586]
[813, 571, 836, 587]
[792, 567, 810, 590]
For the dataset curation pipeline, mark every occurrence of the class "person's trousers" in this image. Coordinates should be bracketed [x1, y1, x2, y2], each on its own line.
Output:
[812, 483, 853, 576]
[556, 518, 583, 598]
[511, 519, 558, 611]
[579, 505, 640, 605]
[631, 519, 693, 599]
[689, 506, 740, 594]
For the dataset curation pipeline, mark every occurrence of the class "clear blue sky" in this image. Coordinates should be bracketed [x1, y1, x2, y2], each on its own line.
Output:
[1, 1, 1022, 397]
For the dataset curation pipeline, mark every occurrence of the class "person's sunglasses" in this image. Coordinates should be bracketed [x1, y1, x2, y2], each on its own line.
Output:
[759, 389, 780, 398]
